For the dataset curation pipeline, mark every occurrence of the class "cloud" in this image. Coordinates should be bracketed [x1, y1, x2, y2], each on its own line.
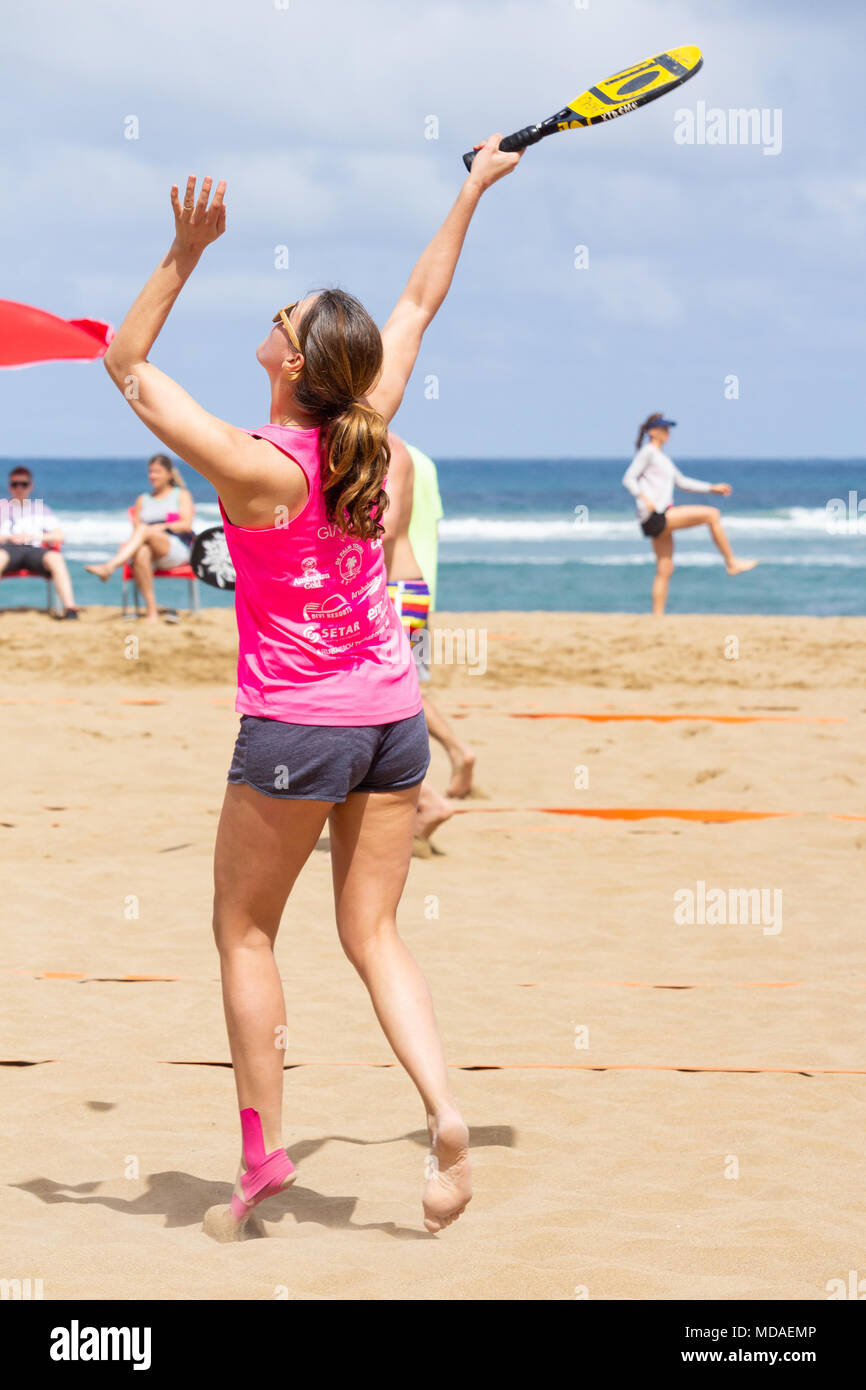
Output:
[2, 0, 865, 456]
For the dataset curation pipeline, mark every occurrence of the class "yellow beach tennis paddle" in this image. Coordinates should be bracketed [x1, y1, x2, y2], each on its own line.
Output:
[463, 44, 703, 170]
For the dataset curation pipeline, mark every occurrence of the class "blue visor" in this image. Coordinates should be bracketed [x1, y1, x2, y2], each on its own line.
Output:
[655, 418, 677, 428]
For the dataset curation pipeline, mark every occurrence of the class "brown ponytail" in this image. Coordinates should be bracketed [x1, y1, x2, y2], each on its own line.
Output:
[635, 412, 664, 451]
[319, 400, 390, 541]
[291, 288, 389, 540]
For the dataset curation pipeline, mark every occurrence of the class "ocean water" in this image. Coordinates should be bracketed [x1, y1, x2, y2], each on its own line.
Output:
[1, 456, 864, 615]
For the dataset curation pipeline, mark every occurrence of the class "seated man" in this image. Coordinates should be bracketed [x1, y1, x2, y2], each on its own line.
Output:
[0, 466, 78, 618]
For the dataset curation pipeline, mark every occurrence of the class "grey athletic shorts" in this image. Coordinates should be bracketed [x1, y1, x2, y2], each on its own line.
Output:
[227, 709, 430, 802]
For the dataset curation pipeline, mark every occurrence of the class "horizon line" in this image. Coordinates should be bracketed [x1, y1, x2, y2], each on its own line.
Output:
[2, 454, 865, 466]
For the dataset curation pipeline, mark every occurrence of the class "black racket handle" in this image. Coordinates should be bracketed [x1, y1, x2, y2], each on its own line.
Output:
[462, 124, 544, 172]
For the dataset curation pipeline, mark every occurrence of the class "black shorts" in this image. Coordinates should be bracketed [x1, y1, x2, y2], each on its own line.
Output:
[227, 709, 430, 802]
[0, 543, 49, 575]
[641, 511, 669, 538]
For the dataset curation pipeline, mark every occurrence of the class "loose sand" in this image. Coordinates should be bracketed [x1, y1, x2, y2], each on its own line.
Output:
[1, 608, 863, 1299]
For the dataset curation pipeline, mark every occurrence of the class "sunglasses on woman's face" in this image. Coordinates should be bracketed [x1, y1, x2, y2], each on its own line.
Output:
[9, 479, 30, 489]
[272, 303, 301, 352]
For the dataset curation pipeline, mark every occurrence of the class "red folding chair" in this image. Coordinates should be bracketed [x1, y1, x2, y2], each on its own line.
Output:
[120, 507, 200, 616]
[0, 541, 59, 612]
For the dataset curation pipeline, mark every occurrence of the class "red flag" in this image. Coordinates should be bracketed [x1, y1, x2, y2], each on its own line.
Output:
[0, 299, 114, 368]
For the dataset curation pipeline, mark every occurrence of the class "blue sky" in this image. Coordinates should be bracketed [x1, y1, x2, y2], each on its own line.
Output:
[2, 0, 863, 459]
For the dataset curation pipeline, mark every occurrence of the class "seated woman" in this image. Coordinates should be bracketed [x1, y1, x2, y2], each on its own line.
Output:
[87, 453, 195, 620]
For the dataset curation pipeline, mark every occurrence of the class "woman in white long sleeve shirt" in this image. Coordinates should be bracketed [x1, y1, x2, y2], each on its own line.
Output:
[622, 413, 757, 615]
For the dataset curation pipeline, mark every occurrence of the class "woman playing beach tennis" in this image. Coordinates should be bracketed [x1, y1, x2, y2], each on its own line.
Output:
[103, 141, 521, 1238]
[622, 413, 758, 616]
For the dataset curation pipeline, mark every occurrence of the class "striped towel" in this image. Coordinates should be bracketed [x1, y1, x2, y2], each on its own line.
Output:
[387, 578, 431, 633]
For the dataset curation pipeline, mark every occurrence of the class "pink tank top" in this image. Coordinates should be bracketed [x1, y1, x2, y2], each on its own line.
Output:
[219, 423, 422, 727]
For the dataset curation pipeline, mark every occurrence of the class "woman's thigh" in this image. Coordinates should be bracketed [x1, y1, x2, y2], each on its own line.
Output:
[145, 525, 173, 558]
[666, 505, 717, 532]
[328, 787, 419, 950]
[213, 782, 333, 945]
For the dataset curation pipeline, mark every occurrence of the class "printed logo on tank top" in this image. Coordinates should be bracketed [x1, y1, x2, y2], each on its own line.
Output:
[336, 543, 364, 582]
[302, 593, 352, 623]
[350, 574, 383, 601]
[301, 619, 362, 649]
[299, 580, 393, 654]
[292, 556, 329, 589]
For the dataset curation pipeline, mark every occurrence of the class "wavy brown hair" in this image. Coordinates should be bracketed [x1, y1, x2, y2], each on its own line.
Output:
[635, 412, 666, 451]
[291, 289, 389, 540]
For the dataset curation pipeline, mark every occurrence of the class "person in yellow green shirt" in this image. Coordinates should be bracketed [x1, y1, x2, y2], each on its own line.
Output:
[383, 434, 476, 847]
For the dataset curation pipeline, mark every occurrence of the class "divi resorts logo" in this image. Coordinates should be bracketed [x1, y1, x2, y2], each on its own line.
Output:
[50, 1320, 152, 1371]
[302, 593, 351, 622]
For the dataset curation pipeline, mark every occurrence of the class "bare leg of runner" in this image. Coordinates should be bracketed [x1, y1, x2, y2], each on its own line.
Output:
[650, 530, 675, 616]
[422, 692, 476, 798]
[666, 505, 759, 575]
[415, 780, 454, 848]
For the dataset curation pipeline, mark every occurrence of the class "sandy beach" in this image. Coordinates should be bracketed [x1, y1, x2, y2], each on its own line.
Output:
[1, 607, 864, 1300]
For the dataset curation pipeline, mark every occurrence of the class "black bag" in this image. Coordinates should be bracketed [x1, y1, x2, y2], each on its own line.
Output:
[190, 525, 236, 590]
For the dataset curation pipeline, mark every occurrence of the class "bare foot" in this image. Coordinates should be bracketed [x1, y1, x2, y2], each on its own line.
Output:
[423, 1108, 472, 1233]
[445, 745, 476, 799]
[202, 1158, 296, 1243]
[416, 783, 454, 842]
[727, 559, 759, 576]
[85, 563, 113, 581]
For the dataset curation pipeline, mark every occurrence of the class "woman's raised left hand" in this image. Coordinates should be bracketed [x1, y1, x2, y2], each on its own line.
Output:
[170, 176, 227, 256]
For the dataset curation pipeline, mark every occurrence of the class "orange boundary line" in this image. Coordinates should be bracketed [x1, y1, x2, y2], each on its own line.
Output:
[454, 806, 800, 822]
[2, 973, 198, 984]
[593, 980, 807, 989]
[3, 1059, 863, 1075]
[508, 713, 845, 724]
[539, 807, 797, 822]
[0, 698, 81, 706]
[38, 972, 181, 982]
[160, 1061, 865, 1075]
[0, 700, 845, 726]
[5, 971, 864, 988]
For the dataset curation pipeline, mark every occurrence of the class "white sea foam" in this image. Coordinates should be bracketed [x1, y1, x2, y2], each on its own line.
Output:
[47, 507, 220, 551]
[46, 503, 855, 556]
[440, 508, 837, 541]
[441, 552, 866, 569]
